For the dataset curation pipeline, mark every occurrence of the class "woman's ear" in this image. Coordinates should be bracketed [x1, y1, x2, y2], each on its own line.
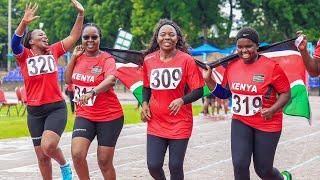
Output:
[29, 39, 34, 46]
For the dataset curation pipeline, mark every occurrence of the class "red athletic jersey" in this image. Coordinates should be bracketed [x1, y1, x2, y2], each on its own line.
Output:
[222, 55, 290, 132]
[71, 52, 123, 122]
[15, 42, 65, 106]
[143, 50, 204, 139]
[314, 40, 320, 58]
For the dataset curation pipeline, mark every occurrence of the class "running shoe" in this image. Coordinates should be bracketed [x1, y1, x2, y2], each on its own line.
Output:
[60, 162, 73, 180]
[281, 170, 292, 180]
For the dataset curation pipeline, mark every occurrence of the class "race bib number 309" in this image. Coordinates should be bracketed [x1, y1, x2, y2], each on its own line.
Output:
[73, 85, 97, 106]
[27, 55, 56, 76]
[150, 68, 182, 90]
[231, 93, 262, 116]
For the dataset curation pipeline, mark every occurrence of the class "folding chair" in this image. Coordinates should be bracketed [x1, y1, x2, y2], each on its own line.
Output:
[0, 89, 19, 116]
[20, 87, 27, 116]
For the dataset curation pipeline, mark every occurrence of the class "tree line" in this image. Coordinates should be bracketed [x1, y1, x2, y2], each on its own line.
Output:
[0, 0, 319, 51]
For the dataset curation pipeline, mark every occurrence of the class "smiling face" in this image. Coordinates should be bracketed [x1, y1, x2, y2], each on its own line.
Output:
[29, 29, 49, 50]
[236, 38, 259, 64]
[157, 24, 178, 52]
[81, 26, 100, 54]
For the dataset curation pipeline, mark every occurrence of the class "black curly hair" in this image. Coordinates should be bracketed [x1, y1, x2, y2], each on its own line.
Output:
[144, 19, 190, 56]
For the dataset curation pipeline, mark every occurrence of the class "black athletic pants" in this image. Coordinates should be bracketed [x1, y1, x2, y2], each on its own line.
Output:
[147, 134, 189, 180]
[231, 119, 284, 180]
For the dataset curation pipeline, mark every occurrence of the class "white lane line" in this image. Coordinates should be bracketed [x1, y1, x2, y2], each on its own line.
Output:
[2, 120, 317, 174]
[185, 158, 232, 175]
[278, 131, 320, 145]
[0, 119, 217, 158]
[288, 156, 320, 171]
[184, 130, 320, 174]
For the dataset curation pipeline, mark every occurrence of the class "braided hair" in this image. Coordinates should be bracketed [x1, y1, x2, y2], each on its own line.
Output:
[82, 23, 102, 38]
[144, 19, 190, 56]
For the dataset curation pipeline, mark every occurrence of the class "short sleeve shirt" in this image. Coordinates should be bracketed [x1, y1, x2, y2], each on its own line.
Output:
[143, 50, 204, 139]
[222, 55, 290, 132]
[14, 42, 66, 106]
[71, 52, 123, 121]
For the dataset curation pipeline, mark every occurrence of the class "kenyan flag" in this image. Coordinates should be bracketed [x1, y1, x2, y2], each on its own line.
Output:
[196, 38, 311, 122]
[101, 47, 144, 105]
[104, 38, 311, 122]
[262, 44, 311, 122]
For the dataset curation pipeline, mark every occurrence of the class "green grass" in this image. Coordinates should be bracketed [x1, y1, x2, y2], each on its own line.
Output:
[0, 103, 202, 139]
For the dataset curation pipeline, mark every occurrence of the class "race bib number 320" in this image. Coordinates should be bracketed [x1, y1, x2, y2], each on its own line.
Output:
[73, 85, 97, 106]
[27, 55, 56, 76]
[231, 93, 262, 116]
[150, 68, 182, 90]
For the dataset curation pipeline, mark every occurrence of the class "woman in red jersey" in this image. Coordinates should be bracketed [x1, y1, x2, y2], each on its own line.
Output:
[11, 1, 84, 179]
[141, 19, 204, 180]
[296, 31, 320, 76]
[203, 27, 292, 180]
[65, 23, 124, 180]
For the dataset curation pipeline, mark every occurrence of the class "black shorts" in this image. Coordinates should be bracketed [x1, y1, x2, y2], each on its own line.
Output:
[27, 100, 67, 146]
[72, 116, 124, 147]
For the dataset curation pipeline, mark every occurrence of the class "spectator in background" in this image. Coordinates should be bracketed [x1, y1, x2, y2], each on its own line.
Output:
[64, 83, 75, 114]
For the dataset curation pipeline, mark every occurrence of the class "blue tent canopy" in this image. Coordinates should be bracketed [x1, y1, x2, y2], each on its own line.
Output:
[190, 43, 221, 56]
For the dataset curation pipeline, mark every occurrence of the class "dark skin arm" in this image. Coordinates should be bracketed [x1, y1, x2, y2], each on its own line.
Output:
[261, 91, 291, 119]
[296, 31, 320, 77]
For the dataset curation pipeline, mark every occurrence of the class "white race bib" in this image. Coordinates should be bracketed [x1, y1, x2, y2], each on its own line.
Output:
[26, 55, 56, 76]
[231, 93, 262, 116]
[73, 85, 97, 106]
[150, 68, 182, 90]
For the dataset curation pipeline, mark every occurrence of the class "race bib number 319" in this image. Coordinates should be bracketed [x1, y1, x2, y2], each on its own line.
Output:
[231, 93, 262, 116]
[150, 68, 182, 90]
[27, 55, 56, 76]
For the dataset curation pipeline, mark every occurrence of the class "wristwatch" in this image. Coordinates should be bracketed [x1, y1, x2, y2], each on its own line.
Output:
[87, 89, 96, 96]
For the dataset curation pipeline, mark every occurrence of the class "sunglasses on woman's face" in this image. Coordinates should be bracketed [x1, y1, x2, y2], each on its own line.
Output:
[82, 35, 99, 40]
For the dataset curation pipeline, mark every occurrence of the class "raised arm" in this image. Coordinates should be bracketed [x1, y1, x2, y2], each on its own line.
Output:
[61, 0, 85, 51]
[296, 31, 320, 77]
[12, 3, 39, 54]
[64, 45, 84, 84]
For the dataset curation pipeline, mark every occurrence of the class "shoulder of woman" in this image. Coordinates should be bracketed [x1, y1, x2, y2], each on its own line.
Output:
[144, 51, 158, 61]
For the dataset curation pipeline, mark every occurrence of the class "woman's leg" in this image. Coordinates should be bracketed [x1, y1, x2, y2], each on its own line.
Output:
[71, 117, 96, 179]
[231, 120, 254, 180]
[147, 134, 168, 180]
[168, 138, 189, 180]
[34, 146, 52, 180]
[96, 117, 124, 179]
[71, 137, 91, 179]
[41, 102, 68, 165]
[27, 106, 52, 179]
[253, 129, 282, 180]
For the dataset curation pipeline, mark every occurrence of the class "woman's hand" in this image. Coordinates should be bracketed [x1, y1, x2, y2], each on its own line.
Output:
[261, 108, 275, 120]
[71, 0, 84, 15]
[168, 98, 184, 115]
[296, 31, 308, 52]
[141, 102, 151, 122]
[79, 92, 93, 106]
[22, 3, 39, 25]
[203, 65, 213, 82]
[72, 45, 84, 58]
[203, 65, 217, 91]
